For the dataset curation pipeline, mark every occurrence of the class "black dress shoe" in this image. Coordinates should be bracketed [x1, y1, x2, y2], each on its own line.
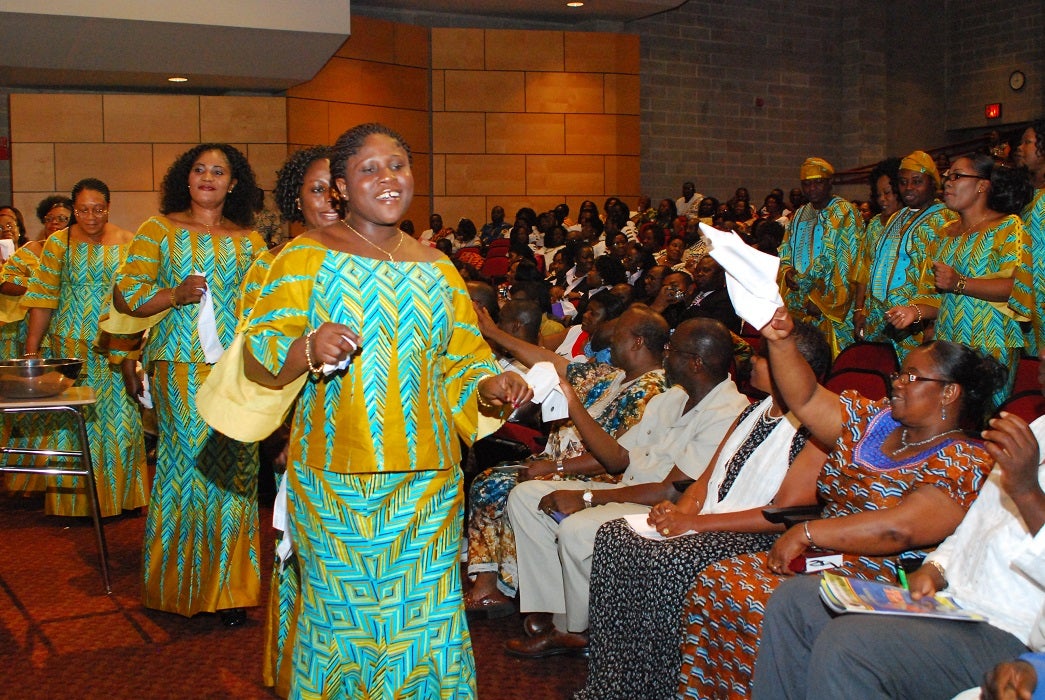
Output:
[219, 608, 247, 627]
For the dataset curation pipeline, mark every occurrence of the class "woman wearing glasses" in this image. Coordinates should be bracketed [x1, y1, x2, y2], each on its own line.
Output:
[114, 144, 266, 626]
[35, 195, 73, 241]
[19, 178, 149, 517]
[675, 309, 1005, 699]
[887, 153, 1034, 406]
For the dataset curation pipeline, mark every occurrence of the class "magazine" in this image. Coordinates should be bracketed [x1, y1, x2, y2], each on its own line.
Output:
[819, 572, 987, 623]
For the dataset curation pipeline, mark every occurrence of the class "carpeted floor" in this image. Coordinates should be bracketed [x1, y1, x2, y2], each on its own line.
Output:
[0, 495, 587, 699]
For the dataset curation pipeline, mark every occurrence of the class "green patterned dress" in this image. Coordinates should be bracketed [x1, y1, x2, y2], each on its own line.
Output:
[21, 233, 149, 516]
[115, 216, 266, 617]
[1010, 188, 1045, 355]
[913, 215, 1032, 408]
[245, 238, 498, 699]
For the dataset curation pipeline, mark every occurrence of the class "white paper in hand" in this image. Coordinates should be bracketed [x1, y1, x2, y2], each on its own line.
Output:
[195, 270, 225, 363]
[524, 361, 569, 422]
[701, 223, 784, 330]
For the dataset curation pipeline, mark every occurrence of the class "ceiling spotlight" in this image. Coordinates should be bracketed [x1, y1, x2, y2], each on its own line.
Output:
[167, 76, 188, 83]
[566, 1, 584, 6]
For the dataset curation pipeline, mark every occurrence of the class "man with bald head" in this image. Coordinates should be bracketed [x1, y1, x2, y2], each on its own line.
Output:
[779, 157, 862, 355]
[505, 317, 749, 658]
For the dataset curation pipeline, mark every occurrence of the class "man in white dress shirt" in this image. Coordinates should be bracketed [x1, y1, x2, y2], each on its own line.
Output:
[676, 181, 702, 218]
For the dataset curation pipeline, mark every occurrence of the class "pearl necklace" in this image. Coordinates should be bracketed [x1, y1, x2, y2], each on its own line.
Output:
[342, 220, 404, 262]
[889, 427, 963, 457]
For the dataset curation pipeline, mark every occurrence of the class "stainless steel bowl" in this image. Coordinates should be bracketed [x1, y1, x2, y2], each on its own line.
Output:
[0, 358, 83, 399]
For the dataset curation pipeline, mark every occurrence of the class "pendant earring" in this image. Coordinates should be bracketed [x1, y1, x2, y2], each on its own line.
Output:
[941, 404, 947, 421]
[295, 197, 302, 211]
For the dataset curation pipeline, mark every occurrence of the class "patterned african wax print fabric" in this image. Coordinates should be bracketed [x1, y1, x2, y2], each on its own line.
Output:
[116, 217, 264, 616]
[576, 398, 808, 700]
[244, 239, 499, 697]
[21, 235, 148, 517]
[0, 242, 45, 495]
[778, 196, 862, 354]
[856, 203, 956, 359]
[236, 246, 276, 330]
[913, 215, 1031, 407]
[262, 509, 300, 697]
[1011, 188, 1045, 354]
[676, 391, 992, 699]
[466, 364, 666, 598]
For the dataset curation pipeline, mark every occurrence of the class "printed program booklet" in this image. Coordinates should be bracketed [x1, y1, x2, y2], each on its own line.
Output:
[818, 572, 988, 622]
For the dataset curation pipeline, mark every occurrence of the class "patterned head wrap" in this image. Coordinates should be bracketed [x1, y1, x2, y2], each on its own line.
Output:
[800, 158, 834, 181]
[899, 150, 941, 187]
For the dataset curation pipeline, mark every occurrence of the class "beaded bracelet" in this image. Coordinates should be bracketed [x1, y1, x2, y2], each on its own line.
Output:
[803, 520, 818, 548]
[169, 288, 182, 309]
[304, 329, 322, 374]
[909, 304, 923, 324]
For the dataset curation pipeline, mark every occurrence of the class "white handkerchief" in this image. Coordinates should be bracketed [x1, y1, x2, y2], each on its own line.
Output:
[0, 239, 15, 261]
[701, 224, 784, 330]
[273, 472, 293, 571]
[322, 335, 358, 375]
[195, 270, 225, 363]
[524, 361, 570, 422]
[623, 512, 696, 541]
[139, 372, 154, 409]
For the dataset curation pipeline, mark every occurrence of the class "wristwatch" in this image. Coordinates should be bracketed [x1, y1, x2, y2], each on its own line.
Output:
[582, 489, 594, 508]
[555, 458, 565, 474]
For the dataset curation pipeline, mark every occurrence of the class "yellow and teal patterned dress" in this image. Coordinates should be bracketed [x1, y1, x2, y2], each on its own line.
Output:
[913, 215, 1031, 407]
[779, 196, 862, 355]
[115, 215, 266, 617]
[1010, 188, 1045, 354]
[21, 233, 149, 517]
[245, 238, 499, 699]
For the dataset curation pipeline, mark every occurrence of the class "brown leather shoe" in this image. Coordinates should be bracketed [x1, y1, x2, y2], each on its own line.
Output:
[522, 612, 553, 637]
[505, 628, 589, 659]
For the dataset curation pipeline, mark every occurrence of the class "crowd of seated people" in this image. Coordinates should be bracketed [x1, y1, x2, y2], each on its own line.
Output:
[435, 120, 1045, 700]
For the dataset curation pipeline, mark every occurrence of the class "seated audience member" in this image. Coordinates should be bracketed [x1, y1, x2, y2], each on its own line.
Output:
[754, 353, 1045, 699]
[557, 242, 595, 304]
[656, 236, 686, 269]
[481, 205, 510, 246]
[464, 305, 670, 618]
[585, 254, 627, 298]
[538, 224, 567, 270]
[553, 203, 572, 229]
[624, 241, 654, 285]
[648, 269, 693, 328]
[694, 196, 718, 225]
[638, 221, 667, 257]
[509, 279, 566, 351]
[555, 290, 625, 363]
[680, 256, 742, 333]
[420, 212, 450, 243]
[608, 283, 633, 307]
[453, 218, 484, 267]
[676, 308, 1006, 699]
[680, 218, 710, 267]
[607, 231, 630, 264]
[633, 264, 668, 305]
[577, 322, 831, 700]
[505, 319, 750, 658]
[762, 193, 790, 225]
[655, 198, 679, 230]
[631, 195, 656, 226]
[677, 181, 701, 218]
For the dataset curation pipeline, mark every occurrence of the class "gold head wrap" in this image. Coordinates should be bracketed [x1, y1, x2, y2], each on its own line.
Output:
[899, 150, 940, 187]
[800, 157, 834, 181]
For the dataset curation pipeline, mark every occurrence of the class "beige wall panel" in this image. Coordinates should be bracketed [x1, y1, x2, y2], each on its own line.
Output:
[432, 154, 446, 197]
[444, 155, 526, 196]
[287, 99, 330, 147]
[526, 155, 604, 195]
[431, 28, 484, 70]
[395, 22, 430, 69]
[565, 114, 640, 155]
[326, 105, 429, 155]
[11, 143, 56, 192]
[103, 95, 200, 143]
[10, 94, 103, 143]
[247, 144, 290, 191]
[432, 196, 487, 226]
[485, 30, 563, 72]
[564, 33, 639, 74]
[525, 73, 603, 114]
[411, 153, 431, 197]
[433, 113, 485, 154]
[200, 96, 286, 144]
[55, 143, 153, 193]
[336, 16, 395, 63]
[432, 70, 445, 112]
[444, 71, 525, 112]
[12, 192, 52, 229]
[288, 58, 428, 112]
[153, 144, 198, 191]
[604, 155, 641, 199]
[486, 113, 564, 155]
[112, 190, 162, 234]
[401, 199, 429, 231]
[603, 74, 640, 115]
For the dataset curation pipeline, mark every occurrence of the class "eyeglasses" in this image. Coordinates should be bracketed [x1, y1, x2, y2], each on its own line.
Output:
[74, 207, 108, 217]
[889, 372, 952, 386]
[941, 172, 987, 183]
[43, 214, 70, 225]
[663, 342, 701, 359]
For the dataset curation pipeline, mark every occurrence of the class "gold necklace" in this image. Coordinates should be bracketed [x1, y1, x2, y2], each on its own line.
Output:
[342, 220, 404, 262]
[959, 213, 990, 236]
[194, 216, 224, 235]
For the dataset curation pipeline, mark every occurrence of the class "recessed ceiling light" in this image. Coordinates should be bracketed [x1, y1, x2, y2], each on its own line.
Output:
[566, 1, 584, 7]
[167, 76, 188, 83]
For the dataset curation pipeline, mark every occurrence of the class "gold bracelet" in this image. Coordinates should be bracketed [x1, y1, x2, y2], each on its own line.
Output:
[23, 351, 40, 358]
[910, 304, 923, 324]
[925, 559, 947, 585]
[853, 307, 866, 313]
[304, 329, 322, 374]
[169, 288, 181, 309]
[953, 274, 967, 295]
[803, 520, 818, 548]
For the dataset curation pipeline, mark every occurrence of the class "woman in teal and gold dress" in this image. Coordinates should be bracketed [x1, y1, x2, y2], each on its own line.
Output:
[243, 123, 531, 698]
[114, 145, 266, 626]
[1011, 120, 1045, 355]
[21, 178, 149, 517]
[888, 153, 1035, 408]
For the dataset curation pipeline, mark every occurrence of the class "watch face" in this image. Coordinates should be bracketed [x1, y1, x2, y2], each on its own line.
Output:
[1009, 70, 1025, 91]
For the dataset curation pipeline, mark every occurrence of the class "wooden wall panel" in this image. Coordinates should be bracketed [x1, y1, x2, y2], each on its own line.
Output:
[526, 73, 604, 113]
[486, 114, 564, 155]
[526, 155, 605, 195]
[444, 71, 526, 112]
[431, 28, 484, 70]
[103, 95, 200, 143]
[10, 94, 103, 143]
[485, 30, 564, 72]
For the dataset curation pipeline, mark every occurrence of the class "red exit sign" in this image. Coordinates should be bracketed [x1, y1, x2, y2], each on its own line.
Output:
[985, 103, 1002, 119]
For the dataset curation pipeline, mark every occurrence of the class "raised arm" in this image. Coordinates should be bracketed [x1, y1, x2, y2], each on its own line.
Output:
[475, 305, 570, 375]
